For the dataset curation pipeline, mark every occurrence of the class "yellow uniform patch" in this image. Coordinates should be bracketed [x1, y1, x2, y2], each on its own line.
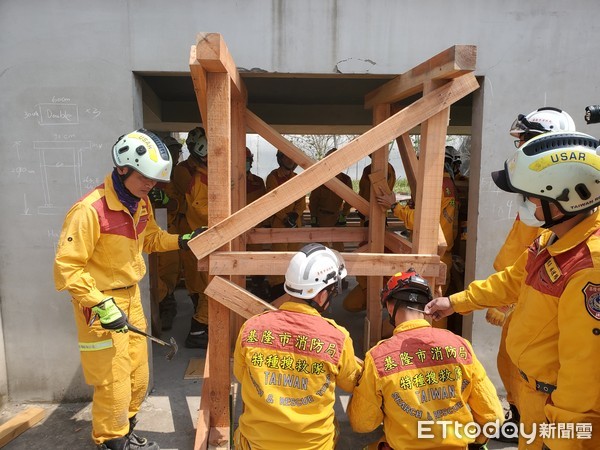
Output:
[544, 257, 562, 283]
[529, 151, 600, 171]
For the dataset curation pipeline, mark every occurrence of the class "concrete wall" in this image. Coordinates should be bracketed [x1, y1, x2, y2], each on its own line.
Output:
[1, 0, 599, 401]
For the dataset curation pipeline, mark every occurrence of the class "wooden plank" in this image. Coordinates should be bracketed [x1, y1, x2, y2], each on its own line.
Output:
[185, 358, 207, 380]
[195, 33, 247, 100]
[194, 346, 211, 450]
[365, 45, 476, 107]
[205, 276, 276, 320]
[189, 45, 208, 126]
[205, 71, 231, 438]
[245, 110, 370, 216]
[207, 252, 444, 279]
[368, 170, 393, 197]
[0, 407, 45, 447]
[208, 427, 230, 449]
[396, 133, 418, 199]
[189, 73, 479, 260]
[245, 227, 368, 244]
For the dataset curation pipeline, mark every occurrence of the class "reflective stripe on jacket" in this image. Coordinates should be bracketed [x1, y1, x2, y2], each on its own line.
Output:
[53, 174, 179, 308]
[233, 301, 362, 450]
[348, 319, 502, 449]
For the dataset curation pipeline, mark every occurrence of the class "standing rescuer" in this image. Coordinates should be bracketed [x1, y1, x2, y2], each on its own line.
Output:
[348, 269, 502, 450]
[425, 131, 600, 450]
[53, 129, 204, 450]
[233, 243, 362, 450]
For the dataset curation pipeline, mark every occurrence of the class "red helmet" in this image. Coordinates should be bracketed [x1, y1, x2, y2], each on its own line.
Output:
[381, 269, 432, 308]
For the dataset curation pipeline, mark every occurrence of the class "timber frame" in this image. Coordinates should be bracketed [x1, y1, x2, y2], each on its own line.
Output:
[187, 33, 478, 449]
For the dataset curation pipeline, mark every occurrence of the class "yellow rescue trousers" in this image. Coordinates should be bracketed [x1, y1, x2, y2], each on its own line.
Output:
[73, 285, 148, 445]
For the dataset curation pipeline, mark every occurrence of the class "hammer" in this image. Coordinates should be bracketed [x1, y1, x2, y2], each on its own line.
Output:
[126, 322, 178, 361]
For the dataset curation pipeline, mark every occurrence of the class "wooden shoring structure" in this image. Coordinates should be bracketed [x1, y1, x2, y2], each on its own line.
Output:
[188, 33, 477, 449]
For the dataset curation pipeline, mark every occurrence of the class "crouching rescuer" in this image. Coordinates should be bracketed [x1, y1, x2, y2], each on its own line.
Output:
[53, 129, 204, 450]
[347, 269, 503, 450]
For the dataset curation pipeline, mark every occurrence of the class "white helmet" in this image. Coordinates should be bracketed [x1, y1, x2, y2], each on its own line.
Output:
[509, 107, 576, 139]
[492, 131, 600, 215]
[186, 127, 208, 160]
[112, 129, 172, 182]
[284, 244, 347, 300]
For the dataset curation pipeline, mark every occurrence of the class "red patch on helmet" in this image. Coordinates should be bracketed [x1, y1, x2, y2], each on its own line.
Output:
[582, 282, 600, 320]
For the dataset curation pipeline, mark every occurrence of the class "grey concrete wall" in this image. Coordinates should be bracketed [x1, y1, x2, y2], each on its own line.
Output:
[1, 0, 599, 401]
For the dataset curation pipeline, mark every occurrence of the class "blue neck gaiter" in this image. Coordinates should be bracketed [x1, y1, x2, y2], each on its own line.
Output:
[111, 168, 140, 216]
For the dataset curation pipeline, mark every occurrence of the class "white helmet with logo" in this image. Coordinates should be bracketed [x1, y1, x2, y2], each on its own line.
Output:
[186, 127, 208, 160]
[112, 129, 172, 182]
[492, 131, 600, 215]
[509, 107, 576, 139]
[284, 243, 347, 300]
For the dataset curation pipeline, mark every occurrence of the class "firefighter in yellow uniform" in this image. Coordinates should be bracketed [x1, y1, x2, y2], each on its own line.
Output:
[348, 270, 502, 450]
[148, 136, 185, 332]
[53, 129, 203, 450]
[265, 151, 306, 301]
[245, 147, 270, 299]
[485, 107, 576, 443]
[426, 131, 600, 450]
[233, 244, 362, 450]
[343, 159, 396, 312]
[179, 126, 210, 348]
[309, 148, 353, 253]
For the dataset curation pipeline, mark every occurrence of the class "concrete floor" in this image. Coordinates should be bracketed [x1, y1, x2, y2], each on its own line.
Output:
[0, 279, 518, 449]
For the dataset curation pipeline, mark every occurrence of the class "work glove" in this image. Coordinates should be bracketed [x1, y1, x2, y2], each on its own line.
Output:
[178, 227, 207, 250]
[91, 297, 128, 333]
[148, 187, 169, 206]
[284, 212, 299, 228]
[468, 443, 488, 450]
[485, 305, 514, 327]
[335, 213, 347, 227]
[310, 216, 319, 227]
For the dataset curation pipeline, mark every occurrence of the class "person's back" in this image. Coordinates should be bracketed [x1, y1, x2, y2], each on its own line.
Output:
[233, 244, 362, 450]
[348, 270, 502, 450]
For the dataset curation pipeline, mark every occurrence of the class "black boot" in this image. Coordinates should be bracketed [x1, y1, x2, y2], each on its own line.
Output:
[185, 318, 208, 349]
[128, 416, 160, 450]
[159, 293, 177, 331]
[97, 437, 129, 450]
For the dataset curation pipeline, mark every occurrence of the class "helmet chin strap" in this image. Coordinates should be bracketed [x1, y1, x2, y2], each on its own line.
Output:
[540, 199, 576, 228]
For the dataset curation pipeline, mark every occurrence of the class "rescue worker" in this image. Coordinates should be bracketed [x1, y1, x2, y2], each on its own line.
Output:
[348, 269, 503, 450]
[487, 107, 576, 443]
[148, 136, 184, 332]
[233, 243, 362, 450]
[425, 131, 600, 450]
[245, 147, 270, 299]
[376, 145, 458, 296]
[178, 126, 211, 348]
[308, 147, 353, 252]
[53, 129, 204, 450]
[265, 150, 306, 301]
[343, 156, 396, 312]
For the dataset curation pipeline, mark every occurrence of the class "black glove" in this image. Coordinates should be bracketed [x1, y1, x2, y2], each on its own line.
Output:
[178, 227, 207, 250]
[148, 187, 169, 206]
[468, 443, 488, 450]
[284, 212, 299, 228]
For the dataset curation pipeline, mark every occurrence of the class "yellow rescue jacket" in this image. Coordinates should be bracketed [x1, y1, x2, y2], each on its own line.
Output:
[348, 319, 503, 449]
[53, 174, 179, 308]
[185, 163, 209, 229]
[309, 172, 353, 226]
[451, 209, 600, 446]
[493, 214, 541, 271]
[233, 301, 362, 450]
[266, 169, 306, 228]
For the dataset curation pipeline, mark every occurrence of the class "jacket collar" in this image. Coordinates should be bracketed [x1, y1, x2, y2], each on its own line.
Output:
[393, 318, 431, 335]
[547, 208, 600, 255]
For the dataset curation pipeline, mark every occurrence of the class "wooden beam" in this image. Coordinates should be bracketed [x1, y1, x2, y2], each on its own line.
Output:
[245, 227, 368, 244]
[0, 407, 44, 448]
[365, 45, 476, 107]
[189, 73, 479, 260]
[396, 133, 418, 199]
[205, 276, 276, 319]
[245, 110, 370, 216]
[195, 33, 247, 100]
[207, 251, 444, 280]
[189, 45, 208, 126]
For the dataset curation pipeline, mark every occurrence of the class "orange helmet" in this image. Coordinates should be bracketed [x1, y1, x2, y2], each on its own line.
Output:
[381, 269, 432, 308]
